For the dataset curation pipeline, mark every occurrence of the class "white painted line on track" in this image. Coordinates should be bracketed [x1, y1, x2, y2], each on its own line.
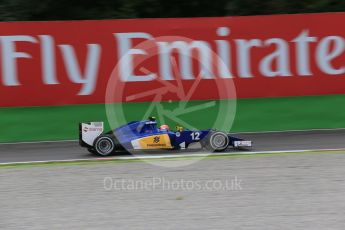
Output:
[0, 139, 77, 145]
[231, 127, 345, 134]
[1, 148, 345, 166]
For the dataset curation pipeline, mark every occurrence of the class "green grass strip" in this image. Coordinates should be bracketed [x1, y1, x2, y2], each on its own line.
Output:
[1, 94, 345, 142]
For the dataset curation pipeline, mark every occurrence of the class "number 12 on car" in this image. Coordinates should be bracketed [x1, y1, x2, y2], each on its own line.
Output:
[190, 132, 200, 140]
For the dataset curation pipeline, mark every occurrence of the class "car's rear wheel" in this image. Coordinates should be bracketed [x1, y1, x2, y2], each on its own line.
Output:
[202, 131, 229, 152]
[94, 134, 115, 156]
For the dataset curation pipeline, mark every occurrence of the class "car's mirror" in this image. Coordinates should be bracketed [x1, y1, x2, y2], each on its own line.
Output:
[176, 126, 184, 132]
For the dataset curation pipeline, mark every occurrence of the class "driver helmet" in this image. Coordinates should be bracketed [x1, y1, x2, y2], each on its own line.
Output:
[160, 124, 170, 131]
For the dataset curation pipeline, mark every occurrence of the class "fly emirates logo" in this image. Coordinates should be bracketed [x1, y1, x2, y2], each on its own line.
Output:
[1, 27, 344, 96]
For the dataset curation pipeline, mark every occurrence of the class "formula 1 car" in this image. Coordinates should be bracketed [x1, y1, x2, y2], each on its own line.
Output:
[79, 117, 252, 156]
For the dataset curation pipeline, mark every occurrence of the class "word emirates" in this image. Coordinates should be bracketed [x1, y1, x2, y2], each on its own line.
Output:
[0, 27, 344, 95]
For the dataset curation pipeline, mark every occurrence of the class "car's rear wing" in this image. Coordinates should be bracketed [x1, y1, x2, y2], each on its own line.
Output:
[79, 122, 104, 147]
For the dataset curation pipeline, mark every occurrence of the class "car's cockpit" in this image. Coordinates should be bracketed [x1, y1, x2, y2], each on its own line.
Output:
[136, 120, 159, 134]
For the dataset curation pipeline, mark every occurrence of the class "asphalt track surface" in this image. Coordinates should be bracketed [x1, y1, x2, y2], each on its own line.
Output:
[1, 152, 345, 229]
[1, 130, 345, 229]
[1, 129, 345, 163]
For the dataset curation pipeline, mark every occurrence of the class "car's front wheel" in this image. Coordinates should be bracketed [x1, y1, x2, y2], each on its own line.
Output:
[202, 131, 229, 152]
[93, 134, 115, 156]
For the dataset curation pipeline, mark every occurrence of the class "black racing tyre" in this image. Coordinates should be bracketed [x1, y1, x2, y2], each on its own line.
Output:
[202, 131, 229, 152]
[93, 134, 116, 156]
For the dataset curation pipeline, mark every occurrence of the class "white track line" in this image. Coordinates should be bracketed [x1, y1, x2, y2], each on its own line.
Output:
[1, 148, 345, 166]
[231, 127, 345, 134]
[0, 139, 77, 145]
